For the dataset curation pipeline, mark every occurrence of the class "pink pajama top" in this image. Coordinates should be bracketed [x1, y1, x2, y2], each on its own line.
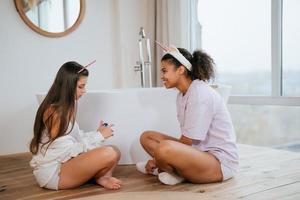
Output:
[177, 80, 239, 170]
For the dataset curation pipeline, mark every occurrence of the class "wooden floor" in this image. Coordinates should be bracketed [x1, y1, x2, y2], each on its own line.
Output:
[1, 144, 300, 200]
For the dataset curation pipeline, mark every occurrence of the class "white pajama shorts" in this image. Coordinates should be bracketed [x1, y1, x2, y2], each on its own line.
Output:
[209, 152, 238, 181]
[220, 163, 237, 181]
[44, 165, 61, 190]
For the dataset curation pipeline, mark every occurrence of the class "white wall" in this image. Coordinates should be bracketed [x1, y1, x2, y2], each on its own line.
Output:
[116, 0, 156, 88]
[0, 0, 154, 155]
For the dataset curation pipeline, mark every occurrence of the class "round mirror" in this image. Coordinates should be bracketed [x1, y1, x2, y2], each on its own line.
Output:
[14, 0, 85, 37]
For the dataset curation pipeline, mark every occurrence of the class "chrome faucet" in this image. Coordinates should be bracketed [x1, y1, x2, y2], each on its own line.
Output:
[134, 27, 152, 87]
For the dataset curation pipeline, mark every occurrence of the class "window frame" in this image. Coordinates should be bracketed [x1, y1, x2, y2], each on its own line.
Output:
[230, 0, 300, 106]
[198, 0, 300, 106]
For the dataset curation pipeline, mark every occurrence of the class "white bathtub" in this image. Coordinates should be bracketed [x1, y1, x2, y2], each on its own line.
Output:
[37, 85, 231, 164]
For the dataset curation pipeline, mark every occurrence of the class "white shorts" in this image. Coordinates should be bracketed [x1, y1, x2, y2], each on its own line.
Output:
[208, 151, 238, 181]
[44, 166, 60, 190]
[220, 163, 237, 181]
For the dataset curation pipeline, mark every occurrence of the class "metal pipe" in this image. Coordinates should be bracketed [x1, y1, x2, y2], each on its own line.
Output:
[139, 39, 146, 87]
[146, 38, 152, 87]
[136, 27, 152, 88]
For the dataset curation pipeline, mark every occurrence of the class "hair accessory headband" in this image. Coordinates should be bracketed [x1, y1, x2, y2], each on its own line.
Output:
[155, 41, 192, 71]
[77, 60, 96, 74]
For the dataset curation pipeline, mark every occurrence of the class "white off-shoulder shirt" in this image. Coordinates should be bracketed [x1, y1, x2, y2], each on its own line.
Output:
[30, 122, 105, 189]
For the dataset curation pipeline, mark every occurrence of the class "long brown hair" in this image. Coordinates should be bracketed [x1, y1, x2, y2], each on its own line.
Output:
[30, 61, 89, 154]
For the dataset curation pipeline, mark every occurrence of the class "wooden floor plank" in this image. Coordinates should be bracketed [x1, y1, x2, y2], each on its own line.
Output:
[0, 144, 299, 200]
[240, 181, 300, 200]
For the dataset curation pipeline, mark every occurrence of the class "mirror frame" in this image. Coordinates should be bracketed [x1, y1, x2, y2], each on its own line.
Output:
[14, 0, 85, 38]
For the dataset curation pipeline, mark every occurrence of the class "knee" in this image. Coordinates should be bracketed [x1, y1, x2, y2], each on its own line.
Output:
[107, 145, 121, 161]
[140, 130, 152, 145]
[154, 140, 175, 161]
[97, 145, 120, 165]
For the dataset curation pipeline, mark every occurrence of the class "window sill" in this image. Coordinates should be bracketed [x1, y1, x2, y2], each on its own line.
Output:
[228, 96, 300, 106]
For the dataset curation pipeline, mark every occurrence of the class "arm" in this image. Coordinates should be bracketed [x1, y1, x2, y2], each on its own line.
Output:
[77, 120, 114, 151]
[97, 120, 114, 139]
[179, 134, 193, 146]
[180, 90, 214, 142]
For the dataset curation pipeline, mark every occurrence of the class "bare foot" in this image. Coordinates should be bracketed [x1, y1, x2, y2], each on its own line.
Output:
[97, 176, 122, 190]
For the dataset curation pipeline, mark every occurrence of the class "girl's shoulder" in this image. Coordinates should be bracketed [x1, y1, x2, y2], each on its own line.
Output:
[43, 104, 58, 119]
[43, 104, 61, 127]
[191, 80, 214, 94]
[189, 80, 220, 102]
[43, 104, 63, 139]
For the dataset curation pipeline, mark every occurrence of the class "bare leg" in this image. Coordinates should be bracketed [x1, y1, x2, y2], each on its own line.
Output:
[95, 146, 122, 190]
[140, 131, 222, 183]
[140, 130, 178, 157]
[58, 145, 122, 190]
[155, 140, 223, 183]
[139, 131, 178, 174]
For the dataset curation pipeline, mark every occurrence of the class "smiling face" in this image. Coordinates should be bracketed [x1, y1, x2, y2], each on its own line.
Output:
[160, 60, 183, 89]
[76, 76, 88, 100]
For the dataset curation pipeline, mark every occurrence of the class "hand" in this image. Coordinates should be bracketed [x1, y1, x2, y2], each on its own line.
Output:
[145, 159, 157, 174]
[97, 120, 114, 139]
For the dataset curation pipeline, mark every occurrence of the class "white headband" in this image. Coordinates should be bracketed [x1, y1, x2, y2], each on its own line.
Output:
[156, 41, 192, 71]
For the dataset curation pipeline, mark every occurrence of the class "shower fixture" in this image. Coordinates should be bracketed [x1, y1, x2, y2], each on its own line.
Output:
[134, 27, 152, 87]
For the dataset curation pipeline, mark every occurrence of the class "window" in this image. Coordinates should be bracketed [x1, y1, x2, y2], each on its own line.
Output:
[282, 0, 300, 97]
[198, 0, 271, 95]
[197, 0, 300, 147]
[198, 0, 300, 100]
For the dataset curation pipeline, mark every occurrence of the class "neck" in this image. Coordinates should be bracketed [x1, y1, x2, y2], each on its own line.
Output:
[176, 78, 192, 95]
